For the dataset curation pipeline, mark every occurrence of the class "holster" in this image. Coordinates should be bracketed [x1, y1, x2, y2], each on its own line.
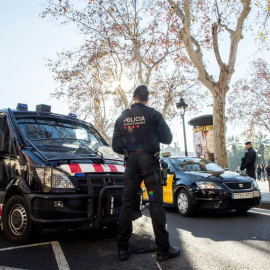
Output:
[154, 156, 167, 186]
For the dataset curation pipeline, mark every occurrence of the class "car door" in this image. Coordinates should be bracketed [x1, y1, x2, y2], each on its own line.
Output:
[163, 159, 174, 204]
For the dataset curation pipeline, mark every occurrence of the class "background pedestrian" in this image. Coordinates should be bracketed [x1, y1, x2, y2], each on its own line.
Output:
[256, 164, 262, 181]
[261, 163, 266, 181]
[265, 164, 270, 194]
[240, 141, 256, 179]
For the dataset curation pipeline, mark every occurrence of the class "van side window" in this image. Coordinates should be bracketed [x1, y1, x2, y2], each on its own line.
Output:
[0, 116, 4, 130]
[0, 114, 15, 154]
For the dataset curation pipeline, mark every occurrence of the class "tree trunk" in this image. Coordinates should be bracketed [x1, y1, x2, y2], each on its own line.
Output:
[232, 145, 237, 171]
[212, 87, 228, 168]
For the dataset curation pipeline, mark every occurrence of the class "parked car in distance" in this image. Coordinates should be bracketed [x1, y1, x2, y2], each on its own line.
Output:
[142, 156, 261, 216]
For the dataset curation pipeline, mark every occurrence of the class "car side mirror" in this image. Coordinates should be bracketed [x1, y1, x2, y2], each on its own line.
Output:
[163, 162, 173, 174]
[0, 131, 4, 152]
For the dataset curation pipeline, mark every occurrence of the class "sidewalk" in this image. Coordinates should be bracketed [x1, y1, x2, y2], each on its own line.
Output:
[257, 181, 270, 210]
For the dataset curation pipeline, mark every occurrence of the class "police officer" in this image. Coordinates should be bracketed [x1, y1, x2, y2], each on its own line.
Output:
[112, 85, 180, 262]
[240, 141, 256, 179]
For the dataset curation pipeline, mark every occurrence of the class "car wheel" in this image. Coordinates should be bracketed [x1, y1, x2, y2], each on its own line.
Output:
[177, 189, 195, 217]
[235, 207, 251, 214]
[3, 195, 33, 244]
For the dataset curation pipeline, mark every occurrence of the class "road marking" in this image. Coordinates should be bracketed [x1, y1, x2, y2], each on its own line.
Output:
[250, 208, 270, 216]
[0, 241, 53, 252]
[0, 267, 25, 270]
[0, 241, 70, 270]
[51, 241, 70, 270]
[156, 261, 163, 270]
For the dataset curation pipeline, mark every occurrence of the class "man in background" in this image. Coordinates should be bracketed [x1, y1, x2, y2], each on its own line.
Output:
[240, 141, 256, 179]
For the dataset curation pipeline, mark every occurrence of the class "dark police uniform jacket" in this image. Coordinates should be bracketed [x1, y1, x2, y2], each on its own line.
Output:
[243, 147, 256, 169]
[112, 103, 172, 155]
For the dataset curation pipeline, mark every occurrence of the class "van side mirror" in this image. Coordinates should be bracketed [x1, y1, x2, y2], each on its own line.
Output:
[0, 131, 4, 152]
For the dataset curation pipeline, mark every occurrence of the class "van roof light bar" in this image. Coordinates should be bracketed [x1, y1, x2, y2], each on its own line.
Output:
[36, 104, 51, 112]
[68, 113, 77, 118]
[16, 103, 28, 111]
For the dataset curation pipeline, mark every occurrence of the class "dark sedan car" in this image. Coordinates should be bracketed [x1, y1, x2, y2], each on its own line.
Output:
[141, 157, 261, 216]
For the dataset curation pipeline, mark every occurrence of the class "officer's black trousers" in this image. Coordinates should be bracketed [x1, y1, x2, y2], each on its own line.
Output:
[117, 153, 170, 252]
[246, 167, 256, 180]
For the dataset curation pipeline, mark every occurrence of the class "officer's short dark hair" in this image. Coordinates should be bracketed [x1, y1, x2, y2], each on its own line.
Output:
[133, 85, 149, 101]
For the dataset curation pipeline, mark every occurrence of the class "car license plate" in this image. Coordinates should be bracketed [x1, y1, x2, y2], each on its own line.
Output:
[233, 192, 254, 199]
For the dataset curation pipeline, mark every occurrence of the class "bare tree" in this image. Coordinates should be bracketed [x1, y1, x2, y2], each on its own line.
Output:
[165, 0, 260, 167]
[227, 58, 270, 134]
[42, 0, 207, 143]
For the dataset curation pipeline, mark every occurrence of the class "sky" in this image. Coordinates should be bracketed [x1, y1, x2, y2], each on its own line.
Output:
[0, 0, 269, 153]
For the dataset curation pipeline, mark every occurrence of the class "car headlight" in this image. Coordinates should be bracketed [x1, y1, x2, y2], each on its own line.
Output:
[196, 181, 221, 189]
[36, 167, 75, 192]
[252, 180, 258, 189]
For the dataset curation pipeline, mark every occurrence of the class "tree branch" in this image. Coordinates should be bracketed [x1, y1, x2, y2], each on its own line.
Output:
[212, 23, 224, 69]
[226, 0, 251, 86]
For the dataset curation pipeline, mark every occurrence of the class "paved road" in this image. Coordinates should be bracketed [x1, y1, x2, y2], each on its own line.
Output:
[0, 206, 270, 270]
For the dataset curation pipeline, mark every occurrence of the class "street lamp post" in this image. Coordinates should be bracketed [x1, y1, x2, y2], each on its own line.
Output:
[176, 98, 188, 157]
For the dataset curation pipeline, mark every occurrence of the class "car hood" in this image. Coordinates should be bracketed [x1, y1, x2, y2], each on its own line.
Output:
[176, 170, 254, 182]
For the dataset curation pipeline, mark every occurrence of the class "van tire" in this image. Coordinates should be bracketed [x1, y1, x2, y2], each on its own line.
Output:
[3, 195, 32, 244]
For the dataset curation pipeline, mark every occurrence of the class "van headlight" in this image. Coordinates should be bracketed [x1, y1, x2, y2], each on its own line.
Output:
[36, 167, 75, 192]
[195, 181, 222, 189]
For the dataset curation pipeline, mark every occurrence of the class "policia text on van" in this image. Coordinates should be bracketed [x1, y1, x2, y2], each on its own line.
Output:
[0, 104, 142, 244]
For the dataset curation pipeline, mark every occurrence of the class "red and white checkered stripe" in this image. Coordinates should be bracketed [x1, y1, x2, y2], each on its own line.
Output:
[60, 164, 125, 176]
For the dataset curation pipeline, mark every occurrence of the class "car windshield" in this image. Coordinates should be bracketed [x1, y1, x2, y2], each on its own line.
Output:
[16, 118, 105, 150]
[170, 157, 224, 172]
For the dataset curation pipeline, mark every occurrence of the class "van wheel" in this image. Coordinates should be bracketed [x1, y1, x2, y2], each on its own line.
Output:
[3, 195, 32, 244]
[176, 189, 195, 217]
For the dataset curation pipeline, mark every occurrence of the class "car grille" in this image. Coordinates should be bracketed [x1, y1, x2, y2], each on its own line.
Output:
[224, 182, 251, 190]
[75, 173, 124, 193]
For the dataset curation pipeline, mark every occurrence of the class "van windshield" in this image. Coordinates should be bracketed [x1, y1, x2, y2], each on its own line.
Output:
[17, 118, 105, 151]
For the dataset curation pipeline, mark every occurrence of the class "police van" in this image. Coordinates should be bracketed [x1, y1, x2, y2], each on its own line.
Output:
[0, 104, 142, 244]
